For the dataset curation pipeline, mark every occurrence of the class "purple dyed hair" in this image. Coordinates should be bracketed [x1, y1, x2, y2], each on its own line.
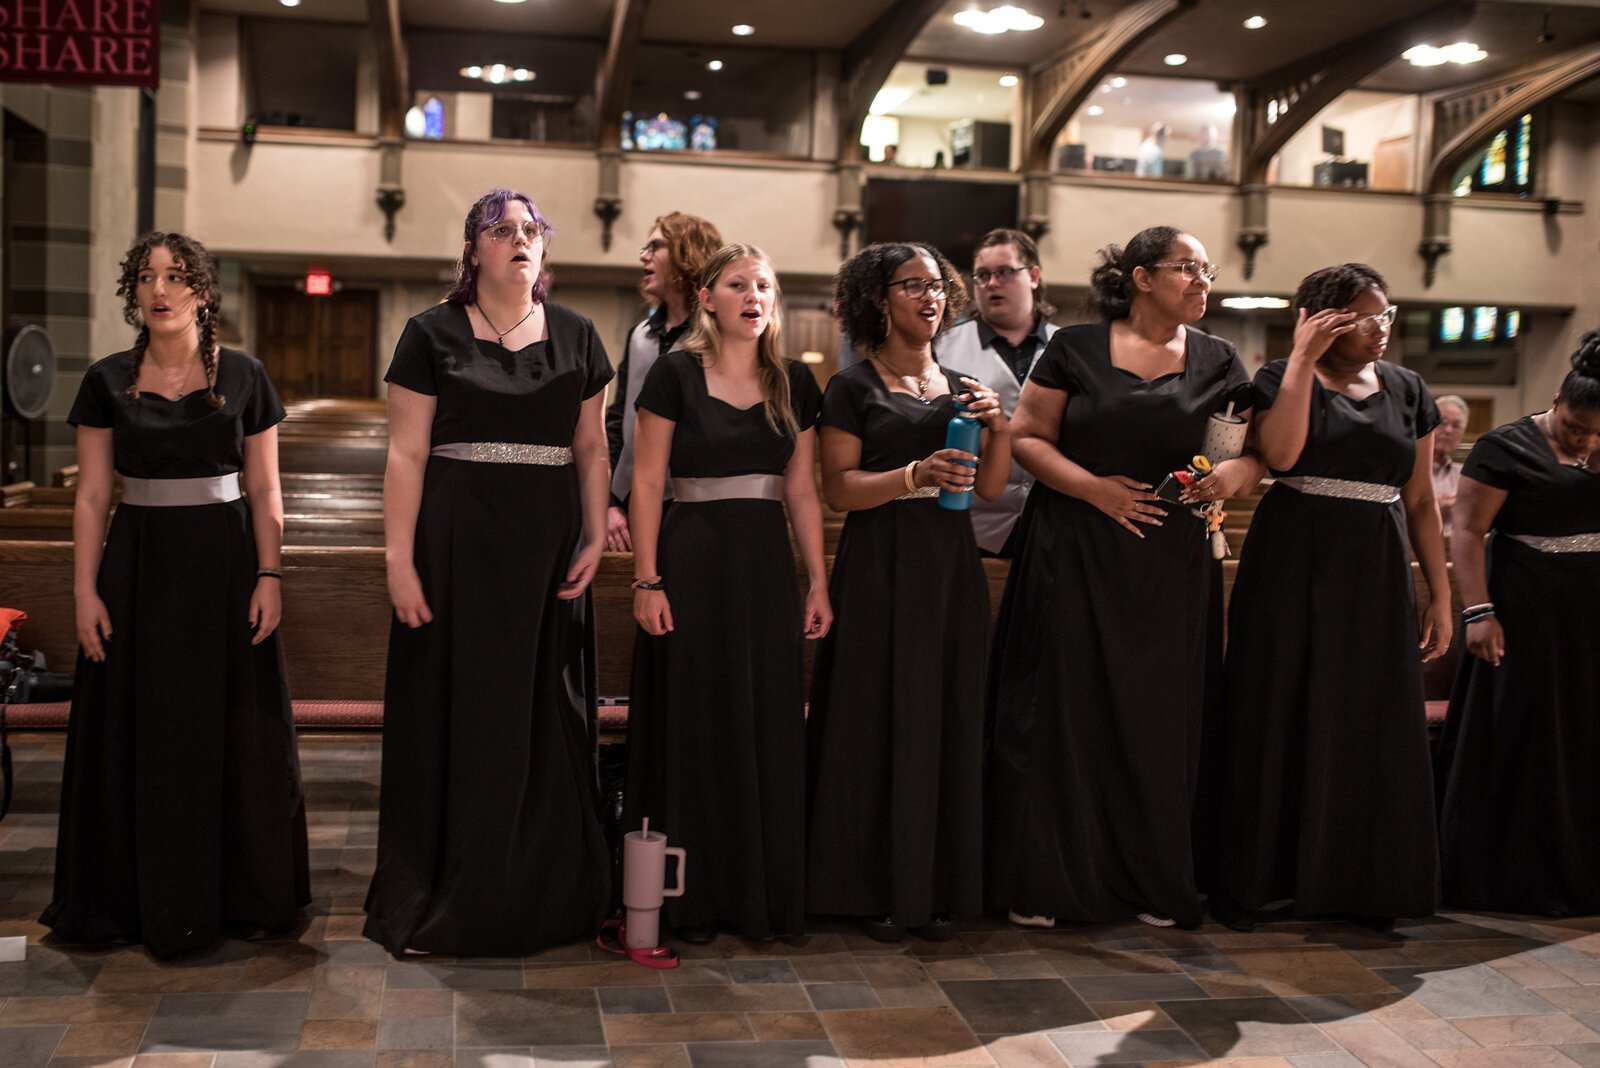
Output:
[444, 188, 555, 305]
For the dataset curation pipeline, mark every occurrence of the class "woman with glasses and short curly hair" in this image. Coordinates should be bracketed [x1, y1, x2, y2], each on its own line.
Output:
[806, 241, 1011, 942]
[989, 225, 1256, 931]
[1205, 262, 1450, 932]
[364, 188, 613, 956]
[42, 231, 309, 958]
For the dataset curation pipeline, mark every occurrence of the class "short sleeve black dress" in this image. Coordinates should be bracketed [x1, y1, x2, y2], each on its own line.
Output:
[805, 361, 991, 930]
[41, 350, 310, 958]
[363, 301, 614, 956]
[988, 322, 1251, 928]
[1208, 359, 1441, 922]
[623, 352, 822, 940]
[1435, 416, 1600, 915]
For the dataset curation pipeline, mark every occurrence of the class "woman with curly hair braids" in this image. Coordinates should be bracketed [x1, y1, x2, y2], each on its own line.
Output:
[806, 242, 1011, 942]
[1206, 263, 1449, 931]
[989, 226, 1255, 930]
[41, 232, 309, 957]
[1435, 332, 1600, 916]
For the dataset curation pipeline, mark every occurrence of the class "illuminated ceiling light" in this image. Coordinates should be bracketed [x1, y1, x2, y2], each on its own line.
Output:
[999, 73, 1019, 87]
[869, 87, 915, 115]
[1403, 41, 1487, 66]
[1243, 15, 1266, 29]
[1086, 104, 1104, 116]
[1163, 53, 1188, 66]
[1110, 76, 1126, 88]
[513, 68, 533, 81]
[460, 66, 482, 78]
[707, 59, 724, 71]
[684, 89, 702, 100]
[1221, 296, 1290, 310]
[279, 0, 300, 7]
[731, 23, 755, 36]
[491, 0, 528, 4]
[1099, 82, 1113, 93]
[954, 5, 1044, 34]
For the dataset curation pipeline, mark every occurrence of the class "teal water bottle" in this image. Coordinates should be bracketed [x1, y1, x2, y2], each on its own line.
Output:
[938, 401, 982, 511]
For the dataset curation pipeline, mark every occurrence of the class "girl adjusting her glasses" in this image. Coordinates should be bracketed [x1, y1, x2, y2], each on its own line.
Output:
[807, 242, 1010, 942]
[623, 244, 830, 944]
[1205, 263, 1449, 932]
[365, 189, 613, 956]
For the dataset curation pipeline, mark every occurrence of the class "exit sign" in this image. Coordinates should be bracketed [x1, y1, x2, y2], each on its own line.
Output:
[305, 271, 332, 296]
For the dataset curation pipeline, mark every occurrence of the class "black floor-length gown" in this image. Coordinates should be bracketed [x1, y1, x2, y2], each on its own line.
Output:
[806, 361, 990, 929]
[364, 302, 612, 956]
[989, 323, 1250, 928]
[42, 350, 310, 958]
[1435, 416, 1600, 915]
[1209, 359, 1440, 921]
[623, 352, 822, 940]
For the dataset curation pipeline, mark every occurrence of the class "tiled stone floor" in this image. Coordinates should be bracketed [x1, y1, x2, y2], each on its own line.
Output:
[2, 734, 1600, 1068]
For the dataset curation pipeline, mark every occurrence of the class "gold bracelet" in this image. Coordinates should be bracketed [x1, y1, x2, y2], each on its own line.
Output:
[903, 460, 919, 493]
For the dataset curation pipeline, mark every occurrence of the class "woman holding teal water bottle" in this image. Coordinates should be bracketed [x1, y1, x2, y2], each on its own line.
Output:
[806, 242, 1010, 942]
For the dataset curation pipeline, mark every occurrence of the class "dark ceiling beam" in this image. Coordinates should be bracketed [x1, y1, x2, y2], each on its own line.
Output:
[1023, 0, 1195, 173]
[836, 0, 946, 161]
[1424, 41, 1600, 194]
[596, 0, 650, 153]
[1235, 2, 1474, 186]
[366, 0, 408, 141]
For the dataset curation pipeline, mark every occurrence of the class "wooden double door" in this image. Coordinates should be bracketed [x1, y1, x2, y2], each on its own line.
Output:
[256, 285, 378, 401]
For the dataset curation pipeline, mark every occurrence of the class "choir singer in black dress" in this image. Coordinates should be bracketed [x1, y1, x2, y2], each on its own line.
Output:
[1435, 332, 1600, 916]
[1207, 263, 1450, 932]
[365, 189, 613, 956]
[624, 244, 832, 944]
[989, 227, 1255, 931]
[43, 232, 309, 957]
[807, 242, 1010, 942]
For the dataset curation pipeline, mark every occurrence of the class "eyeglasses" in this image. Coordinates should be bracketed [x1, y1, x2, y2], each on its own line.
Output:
[640, 240, 668, 257]
[485, 221, 544, 245]
[973, 265, 1027, 287]
[886, 276, 951, 299]
[1352, 305, 1398, 334]
[1151, 260, 1219, 282]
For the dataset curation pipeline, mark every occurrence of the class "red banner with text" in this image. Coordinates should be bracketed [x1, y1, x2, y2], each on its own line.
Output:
[0, 0, 160, 89]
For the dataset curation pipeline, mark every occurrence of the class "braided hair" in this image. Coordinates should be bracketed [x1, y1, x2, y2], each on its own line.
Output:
[1087, 225, 1181, 320]
[833, 242, 968, 354]
[116, 232, 225, 408]
[1291, 262, 1389, 315]
[1559, 328, 1600, 411]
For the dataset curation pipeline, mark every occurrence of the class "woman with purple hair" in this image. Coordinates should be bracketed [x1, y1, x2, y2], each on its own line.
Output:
[364, 189, 613, 955]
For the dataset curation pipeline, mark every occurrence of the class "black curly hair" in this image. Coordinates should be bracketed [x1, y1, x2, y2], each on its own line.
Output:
[1291, 263, 1389, 315]
[833, 242, 968, 354]
[1087, 225, 1182, 320]
[116, 232, 225, 408]
[1559, 328, 1600, 410]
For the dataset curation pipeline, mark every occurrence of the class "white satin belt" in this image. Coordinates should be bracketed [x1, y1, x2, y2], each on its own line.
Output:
[670, 474, 785, 502]
[120, 473, 241, 507]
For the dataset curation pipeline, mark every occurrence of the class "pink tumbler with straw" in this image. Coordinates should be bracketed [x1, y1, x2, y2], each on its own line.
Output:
[622, 818, 686, 950]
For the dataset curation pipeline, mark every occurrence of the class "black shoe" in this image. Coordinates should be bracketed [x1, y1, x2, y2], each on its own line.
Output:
[1349, 914, 1396, 934]
[1208, 896, 1257, 933]
[861, 915, 904, 943]
[675, 924, 718, 945]
[910, 915, 956, 942]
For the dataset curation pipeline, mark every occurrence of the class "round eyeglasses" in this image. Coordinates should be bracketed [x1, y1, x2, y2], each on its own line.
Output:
[887, 276, 950, 299]
[485, 221, 544, 245]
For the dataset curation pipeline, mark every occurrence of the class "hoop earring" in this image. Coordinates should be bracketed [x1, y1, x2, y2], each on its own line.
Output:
[196, 305, 212, 325]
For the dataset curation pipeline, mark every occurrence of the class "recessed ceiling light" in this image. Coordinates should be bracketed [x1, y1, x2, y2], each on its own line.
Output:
[1403, 41, 1487, 66]
[684, 90, 702, 100]
[953, 5, 1045, 35]
[731, 23, 754, 36]
[1243, 15, 1266, 29]
[279, 0, 300, 7]
[1221, 296, 1291, 310]
[1163, 53, 1187, 66]
[1110, 76, 1126, 88]
[460, 66, 481, 78]
[999, 73, 1019, 87]
[492, 0, 528, 4]
[707, 60, 724, 71]
[512, 68, 533, 82]
[1086, 104, 1104, 116]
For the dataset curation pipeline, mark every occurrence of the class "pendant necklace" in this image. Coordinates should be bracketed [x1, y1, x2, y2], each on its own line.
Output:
[884, 358, 933, 403]
[1539, 410, 1592, 469]
[476, 302, 535, 346]
[153, 350, 199, 399]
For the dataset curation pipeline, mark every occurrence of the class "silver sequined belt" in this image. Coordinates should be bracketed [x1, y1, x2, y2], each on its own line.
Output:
[1277, 475, 1401, 504]
[431, 442, 572, 465]
[895, 486, 939, 501]
[121, 473, 241, 507]
[1507, 531, 1600, 553]
[671, 474, 784, 502]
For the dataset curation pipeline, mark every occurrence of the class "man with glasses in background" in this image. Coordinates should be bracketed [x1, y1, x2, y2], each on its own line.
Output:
[1432, 394, 1469, 535]
[934, 228, 1058, 556]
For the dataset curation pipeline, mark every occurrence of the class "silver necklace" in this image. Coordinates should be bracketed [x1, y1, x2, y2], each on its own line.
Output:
[151, 351, 200, 399]
[476, 302, 535, 346]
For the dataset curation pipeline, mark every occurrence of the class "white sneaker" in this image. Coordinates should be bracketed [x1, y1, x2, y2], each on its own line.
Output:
[1008, 909, 1055, 929]
[1136, 912, 1176, 928]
